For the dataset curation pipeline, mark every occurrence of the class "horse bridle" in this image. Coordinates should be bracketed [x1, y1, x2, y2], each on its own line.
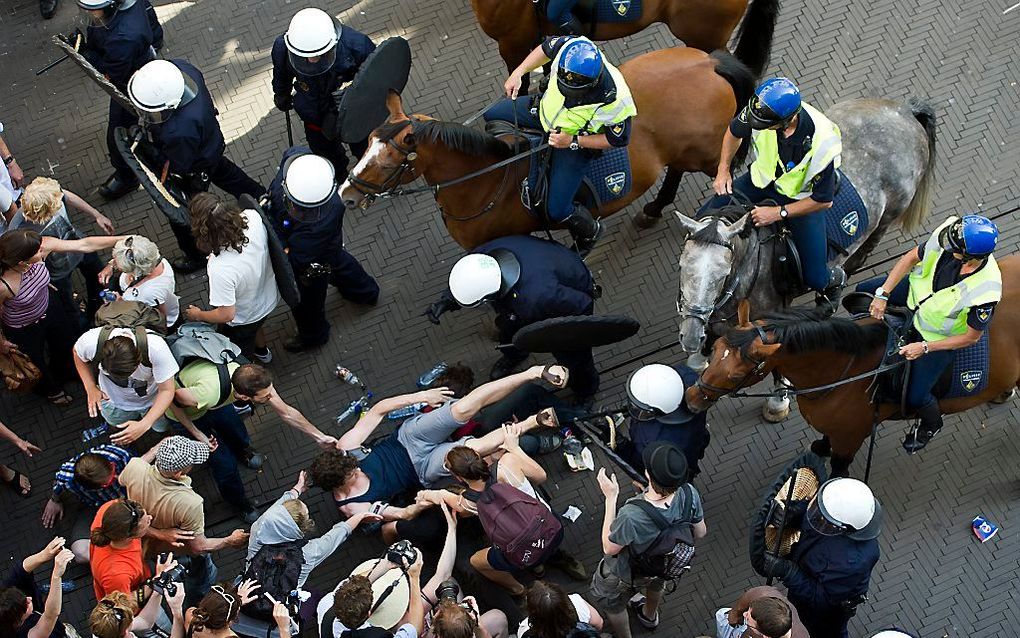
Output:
[692, 323, 772, 405]
[345, 120, 419, 204]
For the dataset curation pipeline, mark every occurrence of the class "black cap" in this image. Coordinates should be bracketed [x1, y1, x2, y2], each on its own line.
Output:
[642, 442, 688, 490]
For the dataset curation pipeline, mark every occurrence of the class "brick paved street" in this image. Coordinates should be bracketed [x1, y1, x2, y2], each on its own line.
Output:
[1, 0, 1019, 635]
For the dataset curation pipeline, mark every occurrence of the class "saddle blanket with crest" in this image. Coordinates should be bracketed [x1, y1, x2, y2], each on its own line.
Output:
[592, 0, 643, 22]
[822, 171, 869, 262]
[522, 133, 632, 214]
[943, 329, 990, 399]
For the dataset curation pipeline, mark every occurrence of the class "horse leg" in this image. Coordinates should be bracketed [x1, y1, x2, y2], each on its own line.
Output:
[810, 435, 832, 457]
[829, 453, 854, 478]
[635, 167, 682, 229]
[761, 371, 791, 422]
[991, 388, 1016, 404]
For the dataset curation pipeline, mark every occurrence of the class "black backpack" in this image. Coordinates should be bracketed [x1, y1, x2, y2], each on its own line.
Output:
[628, 484, 697, 580]
[239, 539, 307, 621]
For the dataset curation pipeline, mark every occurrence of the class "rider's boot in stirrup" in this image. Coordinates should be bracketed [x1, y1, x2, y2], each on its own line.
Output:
[815, 265, 847, 316]
[903, 401, 943, 454]
[565, 205, 602, 258]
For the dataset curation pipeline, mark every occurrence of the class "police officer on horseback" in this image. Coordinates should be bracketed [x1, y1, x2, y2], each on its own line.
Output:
[711, 77, 846, 308]
[74, 0, 164, 200]
[425, 234, 601, 399]
[762, 477, 882, 638]
[265, 147, 380, 352]
[859, 215, 1001, 453]
[272, 8, 376, 175]
[127, 59, 264, 272]
[623, 363, 710, 480]
[484, 36, 637, 257]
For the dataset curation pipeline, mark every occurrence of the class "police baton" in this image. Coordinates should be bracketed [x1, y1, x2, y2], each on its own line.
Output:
[36, 54, 69, 76]
[284, 109, 294, 147]
[569, 412, 647, 487]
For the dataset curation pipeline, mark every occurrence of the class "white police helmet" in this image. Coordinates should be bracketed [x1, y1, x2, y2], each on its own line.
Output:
[449, 250, 521, 307]
[284, 8, 340, 76]
[128, 60, 190, 124]
[807, 478, 882, 540]
[870, 631, 917, 638]
[283, 154, 337, 207]
[626, 364, 693, 424]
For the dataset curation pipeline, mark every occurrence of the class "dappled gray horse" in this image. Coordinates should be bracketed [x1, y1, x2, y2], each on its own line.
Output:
[675, 98, 937, 421]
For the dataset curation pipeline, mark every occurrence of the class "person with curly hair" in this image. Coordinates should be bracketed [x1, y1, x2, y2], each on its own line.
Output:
[184, 193, 282, 363]
[13, 176, 114, 325]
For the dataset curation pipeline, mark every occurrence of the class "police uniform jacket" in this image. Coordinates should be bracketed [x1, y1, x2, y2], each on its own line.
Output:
[83, 0, 163, 90]
[479, 235, 595, 326]
[149, 60, 226, 176]
[629, 365, 710, 476]
[785, 522, 880, 612]
[266, 146, 347, 267]
[270, 28, 376, 127]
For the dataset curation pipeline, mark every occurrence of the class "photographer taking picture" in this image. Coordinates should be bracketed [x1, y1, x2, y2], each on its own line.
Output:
[316, 541, 425, 638]
[89, 583, 186, 638]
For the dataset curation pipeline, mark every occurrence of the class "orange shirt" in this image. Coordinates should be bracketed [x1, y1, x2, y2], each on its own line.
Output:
[89, 500, 151, 601]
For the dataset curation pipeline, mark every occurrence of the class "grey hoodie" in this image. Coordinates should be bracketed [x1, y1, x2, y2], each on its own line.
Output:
[245, 489, 354, 588]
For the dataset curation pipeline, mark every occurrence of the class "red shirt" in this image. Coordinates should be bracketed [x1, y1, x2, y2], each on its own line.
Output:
[89, 500, 151, 600]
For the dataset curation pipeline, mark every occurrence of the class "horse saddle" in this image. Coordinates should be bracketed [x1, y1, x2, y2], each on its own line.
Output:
[533, 0, 642, 34]
[770, 170, 869, 295]
[484, 119, 632, 219]
[841, 292, 992, 414]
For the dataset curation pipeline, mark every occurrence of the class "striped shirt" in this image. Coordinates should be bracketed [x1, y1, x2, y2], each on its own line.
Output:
[51, 444, 133, 507]
[1, 262, 50, 329]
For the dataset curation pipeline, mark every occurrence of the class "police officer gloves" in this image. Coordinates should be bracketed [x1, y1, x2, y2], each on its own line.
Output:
[424, 295, 461, 325]
[762, 554, 799, 581]
[274, 93, 293, 112]
[62, 29, 85, 50]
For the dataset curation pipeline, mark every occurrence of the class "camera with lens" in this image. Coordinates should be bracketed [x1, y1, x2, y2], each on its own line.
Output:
[149, 553, 187, 597]
[385, 540, 419, 569]
[436, 579, 460, 602]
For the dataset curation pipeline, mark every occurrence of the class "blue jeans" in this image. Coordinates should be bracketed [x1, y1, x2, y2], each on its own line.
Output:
[188, 405, 254, 512]
[547, 0, 577, 23]
[856, 276, 954, 409]
[700, 172, 831, 291]
[483, 96, 590, 222]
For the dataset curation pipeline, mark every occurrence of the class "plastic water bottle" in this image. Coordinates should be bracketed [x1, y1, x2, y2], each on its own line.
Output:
[417, 361, 448, 388]
[335, 392, 372, 425]
[335, 366, 363, 388]
[386, 402, 427, 420]
[82, 422, 109, 442]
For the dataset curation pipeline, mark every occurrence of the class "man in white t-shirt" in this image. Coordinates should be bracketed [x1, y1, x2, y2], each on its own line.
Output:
[183, 192, 283, 363]
[0, 121, 22, 230]
[72, 327, 179, 445]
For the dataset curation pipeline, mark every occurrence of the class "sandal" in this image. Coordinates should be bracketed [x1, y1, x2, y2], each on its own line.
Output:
[1, 466, 32, 498]
[46, 391, 73, 407]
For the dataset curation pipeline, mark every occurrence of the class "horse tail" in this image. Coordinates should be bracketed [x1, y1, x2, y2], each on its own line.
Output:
[732, 0, 780, 78]
[900, 96, 937, 233]
[711, 50, 756, 167]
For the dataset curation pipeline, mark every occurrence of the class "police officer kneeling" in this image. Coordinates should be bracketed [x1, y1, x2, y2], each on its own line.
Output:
[762, 478, 881, 638]
[427, 235, 600, 399]
[266, 148, 380, 352]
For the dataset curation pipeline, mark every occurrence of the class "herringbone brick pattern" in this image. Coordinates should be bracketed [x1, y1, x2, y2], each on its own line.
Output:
[1, 0, 1018, 635]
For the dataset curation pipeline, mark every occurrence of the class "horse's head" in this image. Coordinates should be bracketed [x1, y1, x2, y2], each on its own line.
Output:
[674, 210, 750, 353]
[340, 91, 426, 209]
[685, 299, 780, 413]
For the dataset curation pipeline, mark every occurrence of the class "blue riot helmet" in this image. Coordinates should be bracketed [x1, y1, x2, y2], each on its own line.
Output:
[744, 77, 802, 130]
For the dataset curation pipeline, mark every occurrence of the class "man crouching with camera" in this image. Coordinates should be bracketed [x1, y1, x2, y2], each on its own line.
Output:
[317, 540, 426, 638]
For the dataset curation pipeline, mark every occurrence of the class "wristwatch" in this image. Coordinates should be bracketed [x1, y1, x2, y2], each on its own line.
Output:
[779, 207, 789, 220]
[874, 286, 889, 300]
[2, 155, 14, 166]
[569, 135, 580, 151]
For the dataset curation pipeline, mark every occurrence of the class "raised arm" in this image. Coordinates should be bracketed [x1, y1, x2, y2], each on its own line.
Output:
[40, 234, 129, 258]
[451, 365, 566, 422]
[269, 393, 337, 449]
[338, 387, 454, 450]
[62, 189, 114, 234]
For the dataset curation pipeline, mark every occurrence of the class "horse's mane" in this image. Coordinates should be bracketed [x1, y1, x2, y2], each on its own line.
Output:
[400, 119, 513, 159]
[725, 307, 887, 356]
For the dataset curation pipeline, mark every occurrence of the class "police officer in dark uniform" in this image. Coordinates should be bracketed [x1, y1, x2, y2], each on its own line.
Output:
[265, 147, 380, 352]
[427, 234, 600, 398]
[622, 363, 710, 480]
[763, 477, 882, 638]
[127, 58, 264, 272]
[76, 0, 164, 200]
[271, 8, 376, 175]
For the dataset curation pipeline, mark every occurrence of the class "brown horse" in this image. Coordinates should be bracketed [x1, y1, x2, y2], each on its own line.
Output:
[684, 277, 1020, 478]
[340, 47, 758, 249]
[471, 0, 779, 95]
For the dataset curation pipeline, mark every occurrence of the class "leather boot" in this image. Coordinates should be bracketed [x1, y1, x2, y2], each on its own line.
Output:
[556, 15, 583, 35]
[40, 0, 58, 19]
[490, 355, 527, 380]
[98, 172, 139, 200]
[815, 265, 847, 316]
[902, 402, 943, 454]
[565, 205, 602, 258]
[171, 256, 205, 275]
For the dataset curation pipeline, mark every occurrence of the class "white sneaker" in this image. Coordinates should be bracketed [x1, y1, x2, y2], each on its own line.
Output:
[251, 347, 273, 364]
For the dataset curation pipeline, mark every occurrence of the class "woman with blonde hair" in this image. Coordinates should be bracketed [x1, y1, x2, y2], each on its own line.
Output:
[90, 587, 186, 638]
[13, 176, 114, 324]
[98, 235, 180, 329]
